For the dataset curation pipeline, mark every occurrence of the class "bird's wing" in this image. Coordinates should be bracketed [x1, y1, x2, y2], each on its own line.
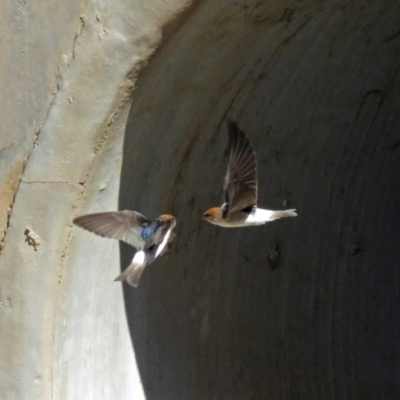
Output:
[73, 210, 149, 250]
[223, 120, 258, 214]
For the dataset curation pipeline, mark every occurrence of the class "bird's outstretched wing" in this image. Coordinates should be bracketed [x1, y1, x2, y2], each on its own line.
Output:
[73, 210, 149, 250]
[223, 120, 258, 214]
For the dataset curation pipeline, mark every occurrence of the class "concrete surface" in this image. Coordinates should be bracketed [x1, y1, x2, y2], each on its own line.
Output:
[0, 0, 192, 399]
[122, 0, 400, 399]
[1, 0, 400, 399]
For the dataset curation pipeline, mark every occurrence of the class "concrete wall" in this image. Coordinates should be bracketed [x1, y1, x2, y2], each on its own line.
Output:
[122, 0, 400, 399]
[1, 0, 400, 399]
[0, 0, 192, 399]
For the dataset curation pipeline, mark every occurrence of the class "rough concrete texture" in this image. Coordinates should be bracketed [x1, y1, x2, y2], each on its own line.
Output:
[0, 0, 193, 399]
[121, 0, 400, 399]
[1, 0, 400, 399]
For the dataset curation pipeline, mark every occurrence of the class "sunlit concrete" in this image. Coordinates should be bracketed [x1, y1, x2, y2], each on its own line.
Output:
[1, 0, 400, 399]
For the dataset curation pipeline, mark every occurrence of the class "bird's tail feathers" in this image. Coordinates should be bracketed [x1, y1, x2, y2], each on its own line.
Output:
[114, 250, 146, 287]
[114, 263, 145, 287]
[270, 209, 297, 221]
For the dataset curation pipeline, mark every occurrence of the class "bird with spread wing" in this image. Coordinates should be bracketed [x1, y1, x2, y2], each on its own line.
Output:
[73, 210, 176, 287]
[203, 120, 297, 227]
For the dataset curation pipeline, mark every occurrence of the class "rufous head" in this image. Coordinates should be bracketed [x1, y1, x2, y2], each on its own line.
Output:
[203, 207, 222, 225]
[159, 214, 177, 228]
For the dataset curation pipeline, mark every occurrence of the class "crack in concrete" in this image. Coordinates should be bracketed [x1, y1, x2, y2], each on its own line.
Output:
[0, 12, 89, 255]
[21, 180, 85, 185]
[0, 86, 61, 253]
[2, 5, 175, 395]
[48, 96, 132, 400]
[72, 15, 85, 60]
[48, 24, 142, 400]
[45, 16, 91, 400]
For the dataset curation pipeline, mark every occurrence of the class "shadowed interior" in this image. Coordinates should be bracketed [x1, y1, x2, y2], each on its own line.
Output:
[119, 1, 400, 398]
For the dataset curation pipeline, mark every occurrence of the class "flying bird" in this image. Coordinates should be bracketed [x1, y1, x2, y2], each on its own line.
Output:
[73, 211, 176, 287]
[203, 120, 297, 227]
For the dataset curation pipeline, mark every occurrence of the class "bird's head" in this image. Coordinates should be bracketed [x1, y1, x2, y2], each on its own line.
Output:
[158, 214, 177, 229]
[203, 207, 223, 225]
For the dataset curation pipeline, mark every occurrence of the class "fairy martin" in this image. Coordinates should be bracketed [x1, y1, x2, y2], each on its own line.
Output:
[203, 120, 297, 227]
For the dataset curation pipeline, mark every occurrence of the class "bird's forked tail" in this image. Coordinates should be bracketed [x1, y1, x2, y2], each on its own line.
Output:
[269, 209, 297, 221]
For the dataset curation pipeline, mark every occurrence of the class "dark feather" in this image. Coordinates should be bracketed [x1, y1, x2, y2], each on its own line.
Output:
[223, 120, 258, 214]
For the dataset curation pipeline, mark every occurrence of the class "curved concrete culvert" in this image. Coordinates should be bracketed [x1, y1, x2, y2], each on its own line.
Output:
[0, 1, 195, 399]
[121, 0, 400, 399]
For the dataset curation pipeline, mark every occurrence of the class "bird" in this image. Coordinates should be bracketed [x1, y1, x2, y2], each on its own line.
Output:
[73, 210, 176, 287]
[203, 120, 297, 227]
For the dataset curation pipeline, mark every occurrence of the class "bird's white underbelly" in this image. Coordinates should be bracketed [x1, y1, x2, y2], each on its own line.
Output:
[132, 249, 146, 264]
[221, 208, 274, 227]
[246, 208, 274, 224]
[131, 228, 172, 265]
[155, 228, 172, 257]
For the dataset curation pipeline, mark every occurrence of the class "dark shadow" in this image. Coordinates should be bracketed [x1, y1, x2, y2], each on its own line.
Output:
[118, 1, 400, 398]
